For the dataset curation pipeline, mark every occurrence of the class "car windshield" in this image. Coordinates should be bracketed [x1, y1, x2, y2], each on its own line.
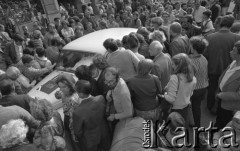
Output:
[57, 50, 96, 72]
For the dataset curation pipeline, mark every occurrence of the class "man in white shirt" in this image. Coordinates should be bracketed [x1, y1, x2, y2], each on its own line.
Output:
[193, 0, 207, 25]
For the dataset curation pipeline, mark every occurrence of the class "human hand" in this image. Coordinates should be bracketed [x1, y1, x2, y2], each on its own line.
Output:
[216, 93, 222, 99]
[107, 114, 115, 121]
[31, 80, 37, 86]
[47, 63, 56, 70]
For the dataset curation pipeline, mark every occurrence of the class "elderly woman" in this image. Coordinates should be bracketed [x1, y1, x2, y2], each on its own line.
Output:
[214, 40, 240, 129]
[0, 119, 40, 151]
[30, 99, 64, 148]
[128, 59, 162, 122]
[55, 73, 80, 151]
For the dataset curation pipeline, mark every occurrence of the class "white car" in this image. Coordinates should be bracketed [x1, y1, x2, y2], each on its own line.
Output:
[28, 28, 137, 115]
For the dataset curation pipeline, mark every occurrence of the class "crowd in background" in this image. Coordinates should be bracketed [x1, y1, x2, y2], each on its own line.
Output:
[0, 0, 240, 151]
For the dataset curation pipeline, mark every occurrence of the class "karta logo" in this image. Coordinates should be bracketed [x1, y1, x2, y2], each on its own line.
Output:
[142, 120, 239, 149]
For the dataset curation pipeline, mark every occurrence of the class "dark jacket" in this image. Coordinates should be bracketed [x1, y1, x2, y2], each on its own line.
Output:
[169, 35, 191, 57]
[128, 75, 162, 111]
[0, 94, 32, 113]
[204, 29, 240, 75]
[218, 64, 240, 111]
[72, 95, 111, 151]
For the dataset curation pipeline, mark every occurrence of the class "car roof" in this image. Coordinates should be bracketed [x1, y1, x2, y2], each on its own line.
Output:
[62, 28, 137, 55]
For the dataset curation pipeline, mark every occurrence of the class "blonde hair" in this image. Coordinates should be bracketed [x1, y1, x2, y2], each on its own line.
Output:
[149, 30, 166, 43]
[0, 119, 28, 149]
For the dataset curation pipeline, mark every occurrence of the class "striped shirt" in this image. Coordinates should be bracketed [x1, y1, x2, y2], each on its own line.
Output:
[190, 54, 209, 90]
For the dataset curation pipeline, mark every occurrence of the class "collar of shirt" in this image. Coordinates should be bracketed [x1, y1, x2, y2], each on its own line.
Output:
[228, 61, 240, 72]
[112, 78, 123, 93]
[153, 53, 164, 62]
[80, 95, 92, 104]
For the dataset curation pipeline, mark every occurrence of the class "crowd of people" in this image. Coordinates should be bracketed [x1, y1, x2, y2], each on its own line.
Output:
[0, 0, 240, 151]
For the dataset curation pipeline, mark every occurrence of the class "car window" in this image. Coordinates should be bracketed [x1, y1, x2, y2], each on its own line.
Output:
[59, 50, 95, 69]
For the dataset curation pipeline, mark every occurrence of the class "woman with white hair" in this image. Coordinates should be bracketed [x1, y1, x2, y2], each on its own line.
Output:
[0, 119, 40, 151]
[149, 30, 169, 54]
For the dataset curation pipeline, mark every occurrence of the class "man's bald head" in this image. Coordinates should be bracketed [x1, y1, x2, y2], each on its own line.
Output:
[6, 66, 20, 80]
[149, 41, 163, 56]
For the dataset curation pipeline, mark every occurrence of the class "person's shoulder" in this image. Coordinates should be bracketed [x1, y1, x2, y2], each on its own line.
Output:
[93, 95, 105, 105]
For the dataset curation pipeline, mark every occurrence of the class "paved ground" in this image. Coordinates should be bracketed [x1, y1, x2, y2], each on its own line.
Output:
[201, 97, 216, 128]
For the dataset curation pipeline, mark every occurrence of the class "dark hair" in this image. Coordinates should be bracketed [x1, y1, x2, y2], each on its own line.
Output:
[27, 41, 35, 48]
[54, 18, 60, 22]
[13, 34, 24, 42]
[22, 54, 34, 65]
[68, 18, 75, 25]
[226, 12, 233, 15]
[103, 38, 118, 52]
[185, 15, 194, 24]
[172, 53, 194, 82]
[201, 0, 207, 7]
[181, 3, 187, 8]
[75, 65, 91, 81]
[72, 16, 80, 22]
[127, 33, 139, 49]
[136, 27, 150, 43]
[61, 20, 69, 26]
[186, 7, 193, 14]
[230, 22, 240, 33]
[234, 40, 240, 54]
[149, 13, 157, 18]
[56, 73, 76, 96]
[121, 35, 129, 49]
[190, 36, 209, 54]
[36, 47, 46, 57]
[220, 15, 235, 28]
[75, 80, 92, 95]
[92, 54, 109, 70]
[135, 33, 146, 44]
[23, 48, 35, 56]
[78, 13, 84, 19]
[0, 78, 15, 95]
[51, 38, 60, 46]
[203, 9, 212, 18]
